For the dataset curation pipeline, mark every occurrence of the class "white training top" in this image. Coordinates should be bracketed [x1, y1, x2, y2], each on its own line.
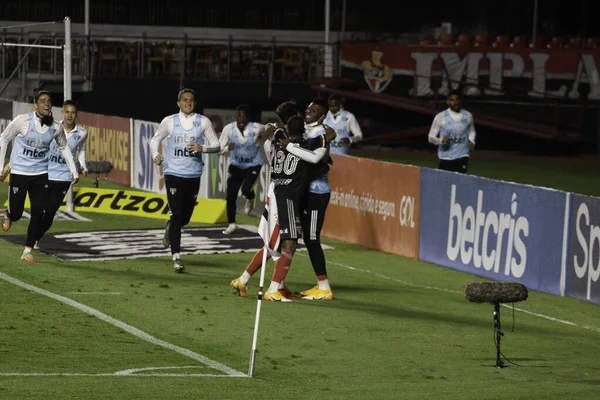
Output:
[0, 113, 78, 178]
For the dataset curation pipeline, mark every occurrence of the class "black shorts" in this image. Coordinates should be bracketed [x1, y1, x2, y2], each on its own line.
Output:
[275, 196, 302, 241]
[439, 157, 469, 173]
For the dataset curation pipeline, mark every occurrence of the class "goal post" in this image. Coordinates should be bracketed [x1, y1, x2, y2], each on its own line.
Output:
[0, 17, 75, 211]
[63, 17, 75, 212]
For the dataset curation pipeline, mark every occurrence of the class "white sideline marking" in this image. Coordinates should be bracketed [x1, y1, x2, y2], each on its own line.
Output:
[298, 255, 600, 334]
[0, 365, 233, 377]
[113, 365, 205, 375]
[0, 272, 247, 378]
[68, 292, 122, 295]
[0, 373, 234, 377]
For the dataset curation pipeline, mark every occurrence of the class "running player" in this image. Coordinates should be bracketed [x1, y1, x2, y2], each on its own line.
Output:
[150, 88, 220, 273]
[219, 104, 265, 234]
[0, 90, 79, 262]
[325, 94, 363, 155]
[34, 100, 88, 249]
[428, 90, 476, 173]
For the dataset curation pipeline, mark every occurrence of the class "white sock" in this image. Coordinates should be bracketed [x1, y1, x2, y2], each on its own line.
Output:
[268, 281, 280, 293]
[229, 223, 236, 228]
[23, 247, 31, 255]
[240, 271, 252, 285]
[173, 253, 180, 261]
[318, 279, 331, 290]
[278, 280, 286, 289]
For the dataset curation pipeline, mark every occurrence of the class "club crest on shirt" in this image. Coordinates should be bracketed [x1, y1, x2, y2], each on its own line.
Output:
[170, 188, 177, 195]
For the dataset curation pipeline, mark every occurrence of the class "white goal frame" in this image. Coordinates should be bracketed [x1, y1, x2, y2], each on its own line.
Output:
[1, 17, 74, 211]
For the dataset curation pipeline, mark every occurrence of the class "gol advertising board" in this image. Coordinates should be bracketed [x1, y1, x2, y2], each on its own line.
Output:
[565, 194, 600, 305]
[419, 168, 568, 295]
[322, 155, 420, 258]
[77, 111, 131, 187]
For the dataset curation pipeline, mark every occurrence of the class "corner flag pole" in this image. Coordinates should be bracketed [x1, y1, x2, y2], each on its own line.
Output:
[248, 242, 269, 377]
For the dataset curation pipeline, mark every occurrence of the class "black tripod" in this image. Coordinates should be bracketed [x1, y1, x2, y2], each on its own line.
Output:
[493, 302, 505, 368]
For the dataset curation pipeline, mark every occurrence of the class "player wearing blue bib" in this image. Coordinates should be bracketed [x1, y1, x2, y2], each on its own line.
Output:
[0, 91, 79, 262]
[150, 88, 220, 273]
[428, 90, 477, 173]
[325, 94, 363, 156]
[218, 104, 265, 234]
[35, 100, 88, 250]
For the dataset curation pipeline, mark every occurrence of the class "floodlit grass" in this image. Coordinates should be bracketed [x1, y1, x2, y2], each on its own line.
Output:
[1, 159, 599, 400]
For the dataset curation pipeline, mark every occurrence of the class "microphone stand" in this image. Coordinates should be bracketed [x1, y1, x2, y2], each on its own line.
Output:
[493, 302, 505, 368]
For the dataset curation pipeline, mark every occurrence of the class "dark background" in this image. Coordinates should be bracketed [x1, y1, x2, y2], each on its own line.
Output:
[0, 0, 596, 38]
[1, 0, 598, 155]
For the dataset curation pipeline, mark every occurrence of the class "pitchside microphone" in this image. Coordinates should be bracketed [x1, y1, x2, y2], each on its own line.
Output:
[464, 282, 528, 369]
[464, 282, 528, 304]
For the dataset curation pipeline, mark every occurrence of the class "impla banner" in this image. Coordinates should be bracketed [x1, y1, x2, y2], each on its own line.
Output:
[419, 168, 568, 295]
[77, 111, 131, 187]
[322, 155, 420, 258]
[340, 43, 600, 100]
[565, 194, 600, 305]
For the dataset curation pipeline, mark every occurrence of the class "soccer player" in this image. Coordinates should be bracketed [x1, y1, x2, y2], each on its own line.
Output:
[325, 94, 363, 155]
[259, 116, 316, 301]
[218, 104, 265, 235]
[231, 101, 334, 300]
[34, 100, 88, 249]
[428, 90, 476, 173]
[150, 88, 220, 273]
[0, 90, 79, 262]
[299, 97, 335, 300]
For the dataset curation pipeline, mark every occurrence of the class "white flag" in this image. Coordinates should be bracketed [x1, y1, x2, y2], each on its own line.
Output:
[257, 182, 281, 260]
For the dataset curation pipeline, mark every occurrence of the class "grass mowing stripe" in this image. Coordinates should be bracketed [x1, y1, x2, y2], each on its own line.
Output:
[302, 253, 600, 334]
[0, 272, 247, 378]
[0, 373, 240, 377]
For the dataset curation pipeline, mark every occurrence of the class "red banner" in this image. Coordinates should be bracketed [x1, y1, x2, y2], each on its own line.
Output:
[78, 112, 131, 187]
[340, 43, 600, 100]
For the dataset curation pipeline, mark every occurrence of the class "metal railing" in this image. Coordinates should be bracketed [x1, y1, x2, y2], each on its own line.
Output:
[0, 30, 339, 89]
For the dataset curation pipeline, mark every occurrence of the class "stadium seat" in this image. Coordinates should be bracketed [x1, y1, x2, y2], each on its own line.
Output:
[565, 37, 582, 49]
[474, 34, 488, 48]
[438, 33, 454, 46]
[529, 36, 546, 49]
[587, 37, 600, 49]
[509, 36, 528, 48]
[456, 34, 473, 47]
[492, 35, 510, 48]
[420, 39, 436, 45]
[547, 37, 565, 49]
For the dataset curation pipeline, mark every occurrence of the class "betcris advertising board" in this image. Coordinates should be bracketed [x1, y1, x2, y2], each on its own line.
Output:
[565, 194, 600, 305]
[419, 168, 568, 295]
